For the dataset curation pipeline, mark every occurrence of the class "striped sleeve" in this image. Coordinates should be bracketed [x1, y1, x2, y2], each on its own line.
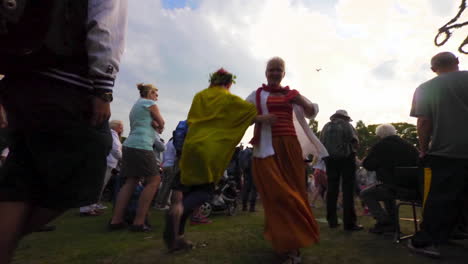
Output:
[87, 0, 128, 92]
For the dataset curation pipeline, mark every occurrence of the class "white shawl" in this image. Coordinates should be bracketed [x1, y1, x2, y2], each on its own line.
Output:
[246, 90, 329, 159]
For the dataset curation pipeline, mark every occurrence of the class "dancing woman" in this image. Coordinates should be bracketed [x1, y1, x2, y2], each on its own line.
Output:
[163, 68, 273, 251]
[246, 57, 328, 264]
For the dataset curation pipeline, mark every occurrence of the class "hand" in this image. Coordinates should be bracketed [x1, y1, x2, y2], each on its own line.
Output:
[0, 104, 7, 128]
[151, 120, 160, 130]
[286, 90, 301, 103]
[90, 97, 111, 126]
[289, 93, 302, 104]
[257, 114, 277, 125]
[151, 120, 164, 133]
[419, 151, 427, 159]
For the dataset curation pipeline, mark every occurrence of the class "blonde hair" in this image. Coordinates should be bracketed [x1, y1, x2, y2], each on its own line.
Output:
[267, 56, 286, 70]
[109, 120, 123, 130]
[137, 83, 158, 98]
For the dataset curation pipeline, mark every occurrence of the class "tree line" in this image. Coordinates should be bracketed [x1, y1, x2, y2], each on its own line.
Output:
[310, 120, 418, 159]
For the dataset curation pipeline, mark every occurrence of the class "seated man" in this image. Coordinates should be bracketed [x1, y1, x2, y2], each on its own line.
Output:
[360, 124, 419, 234]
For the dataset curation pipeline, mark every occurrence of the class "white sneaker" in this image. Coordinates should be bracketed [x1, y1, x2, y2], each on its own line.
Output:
[154, 205, 169, 210]
[94, 204, 108, 210]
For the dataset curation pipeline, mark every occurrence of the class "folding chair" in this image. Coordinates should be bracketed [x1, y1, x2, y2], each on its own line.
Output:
[391, 166, 429, 243]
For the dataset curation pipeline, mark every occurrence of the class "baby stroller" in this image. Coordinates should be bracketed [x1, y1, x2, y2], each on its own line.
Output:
[198, 172, 238, 218]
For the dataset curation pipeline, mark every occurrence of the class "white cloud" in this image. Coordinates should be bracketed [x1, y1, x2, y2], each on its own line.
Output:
[113, 0, 467, 142]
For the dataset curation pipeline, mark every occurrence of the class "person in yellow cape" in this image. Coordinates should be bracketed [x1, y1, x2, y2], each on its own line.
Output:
[163, 68, 275, 252]
[179, 72, 256, 185]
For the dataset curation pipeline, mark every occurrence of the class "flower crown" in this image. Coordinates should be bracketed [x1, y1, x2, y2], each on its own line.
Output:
[209, 68, 236, 85]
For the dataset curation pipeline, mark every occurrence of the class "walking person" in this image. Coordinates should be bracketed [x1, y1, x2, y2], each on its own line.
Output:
[109, 83, 165, 232]
[240, 146, 257, 212]
[163, 68, 258, 252]
[320, 109, 362, 231]
[155, 138, 177, 210]
[0, 1, 128, 262]
[246, 57, 328, 264]
[309, 158, 327, 208]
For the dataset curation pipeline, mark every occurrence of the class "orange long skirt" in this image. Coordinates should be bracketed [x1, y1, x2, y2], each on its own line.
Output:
[252, 136, 319, 252]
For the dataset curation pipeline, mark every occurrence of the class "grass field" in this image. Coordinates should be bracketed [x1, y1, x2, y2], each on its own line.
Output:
[12, 201, 468, 264]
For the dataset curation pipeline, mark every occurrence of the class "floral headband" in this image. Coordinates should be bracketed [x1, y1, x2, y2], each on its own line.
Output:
[209, 68, 237, 85]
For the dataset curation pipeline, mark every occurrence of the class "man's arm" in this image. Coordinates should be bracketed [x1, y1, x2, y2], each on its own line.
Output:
[87, 0, 128, 125]
[0, 104, 7, 128]
[417, 117, 432, 157]
[362, 143, 381, 171]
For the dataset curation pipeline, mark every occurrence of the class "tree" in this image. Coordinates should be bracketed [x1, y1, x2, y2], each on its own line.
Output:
[308, 119, 319, 134]
[356, 121, 419, 159]
[392, 122, 418, 148]
[355, 120, 378, 159]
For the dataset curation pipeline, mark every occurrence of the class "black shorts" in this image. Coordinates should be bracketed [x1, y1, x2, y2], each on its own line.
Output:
[120, 146, 160, 179]
[0, 74, 112, 210]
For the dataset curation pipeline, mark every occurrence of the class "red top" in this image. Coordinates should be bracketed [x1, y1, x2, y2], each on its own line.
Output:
[267, 95, 296, 137]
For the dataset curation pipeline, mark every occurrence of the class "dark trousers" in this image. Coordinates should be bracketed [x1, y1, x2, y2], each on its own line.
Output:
[179, 190, 212, 235]
[360, 184, 396, 225]
[155, 166, 176, 206]
[413, 155, 468, 246]
[325, 155, 357, 228]
[241, 167, 257, 208]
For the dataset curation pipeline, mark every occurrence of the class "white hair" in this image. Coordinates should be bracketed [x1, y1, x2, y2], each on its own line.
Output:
[375, 123, 397, 138]
[109, 120, 123, 130]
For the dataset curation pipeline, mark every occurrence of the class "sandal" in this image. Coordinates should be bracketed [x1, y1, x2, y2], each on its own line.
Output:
[107, 220, 127, 231]
[169, 238, 194, 253]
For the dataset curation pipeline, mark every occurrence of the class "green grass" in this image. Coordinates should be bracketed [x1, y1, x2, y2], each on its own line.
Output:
[12, 201, 468, 264]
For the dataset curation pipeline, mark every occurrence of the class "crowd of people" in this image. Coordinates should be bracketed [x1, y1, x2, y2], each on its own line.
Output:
[0, 2, 467, 264]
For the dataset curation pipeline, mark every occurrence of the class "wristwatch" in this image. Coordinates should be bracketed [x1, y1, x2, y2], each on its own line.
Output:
[94, 91, 113, 102]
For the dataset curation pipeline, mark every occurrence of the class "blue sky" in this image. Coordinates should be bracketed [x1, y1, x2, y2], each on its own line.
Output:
[162, 0, 199, 9]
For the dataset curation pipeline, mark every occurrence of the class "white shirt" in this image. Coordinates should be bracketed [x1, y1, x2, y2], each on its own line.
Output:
[162, 140, 176, 168]
[106, 129, 122, 169]
[1, 147, 9, 158]
[245, 90, 328, 159]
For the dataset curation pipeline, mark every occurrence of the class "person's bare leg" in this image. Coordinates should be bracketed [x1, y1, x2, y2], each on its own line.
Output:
[164, 190, 183, 250]
[310, 187, 320, 206]
[0, 202, 31, 264]
[111, 177, 138, 224]
[133, 175, 161, 226]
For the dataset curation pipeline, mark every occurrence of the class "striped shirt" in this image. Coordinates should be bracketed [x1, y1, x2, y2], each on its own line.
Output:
[267, 96, 296, 137]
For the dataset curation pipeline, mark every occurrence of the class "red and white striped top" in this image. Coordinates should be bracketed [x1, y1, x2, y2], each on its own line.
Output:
[267, 96, 296, 137]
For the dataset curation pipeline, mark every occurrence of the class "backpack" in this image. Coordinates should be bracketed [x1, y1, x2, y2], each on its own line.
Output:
[320, 120, 354, 159]
[0, 0, 87, 74]
[172, 120, 188, 156]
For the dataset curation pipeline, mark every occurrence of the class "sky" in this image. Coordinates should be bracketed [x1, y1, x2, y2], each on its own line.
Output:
[113, 0, 468, 143]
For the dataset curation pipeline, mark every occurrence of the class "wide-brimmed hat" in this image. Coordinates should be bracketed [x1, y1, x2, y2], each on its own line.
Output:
[330, 109, 352, 121]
